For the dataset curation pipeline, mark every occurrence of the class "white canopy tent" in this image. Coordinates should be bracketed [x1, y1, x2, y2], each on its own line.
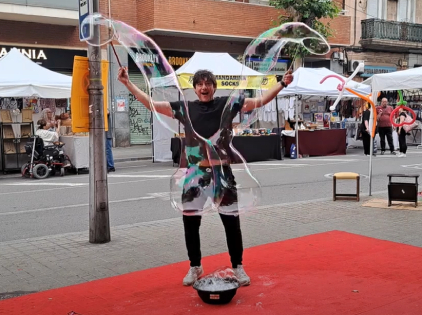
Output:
[362, 66, 422, 91]
[362, 67, 422, 195]
[278, 67, 371, 98]
[0, 48, 72, 98]
[276, 67, 371, 157]
[150, 52, 271, 162]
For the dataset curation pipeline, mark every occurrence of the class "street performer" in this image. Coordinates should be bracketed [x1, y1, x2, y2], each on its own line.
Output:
[118, 67, 293, 287]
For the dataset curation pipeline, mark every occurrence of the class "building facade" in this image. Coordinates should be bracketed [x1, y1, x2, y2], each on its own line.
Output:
[0, 0, 352, 147]
[332, 0, 422, 81]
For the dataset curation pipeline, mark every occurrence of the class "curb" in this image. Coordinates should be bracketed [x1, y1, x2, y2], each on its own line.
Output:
[114, 157, 152, 162]
[0, 157, 152, 179]
[0, 173, 22, 180]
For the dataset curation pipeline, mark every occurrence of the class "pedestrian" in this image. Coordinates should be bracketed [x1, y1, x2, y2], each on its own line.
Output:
[105, 110, 115, 172]
[361, 102, 371, 156]
[376, 98, 396, 155]
[41, 108, 58, 131]
[396, 107, 408, 157]
[117, 66, 293, 287]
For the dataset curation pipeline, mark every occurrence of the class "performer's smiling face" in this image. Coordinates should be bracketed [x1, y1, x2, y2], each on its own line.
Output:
[194, 79, 215, 102]
[192, 70, 217, 103]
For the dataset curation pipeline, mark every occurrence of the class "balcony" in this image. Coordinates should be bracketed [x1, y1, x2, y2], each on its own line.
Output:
[360, 19, 422, 52]
[0, 0, 78, 25]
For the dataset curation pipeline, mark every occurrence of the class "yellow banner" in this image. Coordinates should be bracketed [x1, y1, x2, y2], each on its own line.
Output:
[71, 56, 109, 133]
[177, 74, 277, 90]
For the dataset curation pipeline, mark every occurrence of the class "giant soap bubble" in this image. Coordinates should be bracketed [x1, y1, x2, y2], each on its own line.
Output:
[236, 22, 330, 128]
[218, 22, 329, 216]
[81, 15, 330, 216]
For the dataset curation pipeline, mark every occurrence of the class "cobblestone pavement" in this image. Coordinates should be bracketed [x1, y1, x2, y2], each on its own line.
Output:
[1, 194, 422, 300]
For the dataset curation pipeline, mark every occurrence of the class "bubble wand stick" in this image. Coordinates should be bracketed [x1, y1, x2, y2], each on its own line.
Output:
[110, 42, 123, 68]
[286, 44, 301, 73]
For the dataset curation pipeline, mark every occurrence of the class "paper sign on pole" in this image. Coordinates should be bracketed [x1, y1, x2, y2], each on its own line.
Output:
[71, 56, 109, 133]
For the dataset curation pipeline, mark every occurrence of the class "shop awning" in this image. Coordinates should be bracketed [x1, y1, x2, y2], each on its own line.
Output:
[0, 48, 72, 98]
[150, 52, 276, 90]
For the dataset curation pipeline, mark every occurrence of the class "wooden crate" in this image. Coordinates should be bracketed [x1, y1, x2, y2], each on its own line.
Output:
[0, 110, 12, 123]
[3, 141, 16, 154]
[19, 141, 27, 153]
[22, 109, 33, 123]
[21, 124, 32, 138]
[2, 125, 15, 139]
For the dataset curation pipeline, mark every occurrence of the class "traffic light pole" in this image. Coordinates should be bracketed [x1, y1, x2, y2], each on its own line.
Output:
[88, 0, 110, 243]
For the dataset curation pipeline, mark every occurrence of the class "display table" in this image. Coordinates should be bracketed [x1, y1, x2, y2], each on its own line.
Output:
[406, 128, 421, 145]
[171, 135, 281, 165]
[283, 129, 346, 157]
[60, 136, 89, 170]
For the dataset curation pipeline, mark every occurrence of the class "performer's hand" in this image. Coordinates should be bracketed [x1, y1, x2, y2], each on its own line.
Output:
[117, 67, 129, 85]
[282, 70, 293, 87]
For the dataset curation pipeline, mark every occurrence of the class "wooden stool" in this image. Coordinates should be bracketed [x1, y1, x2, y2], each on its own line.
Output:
[333, 172, 360, 201]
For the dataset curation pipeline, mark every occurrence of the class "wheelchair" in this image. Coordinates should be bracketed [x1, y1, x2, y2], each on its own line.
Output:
[21, 136, 72, 179]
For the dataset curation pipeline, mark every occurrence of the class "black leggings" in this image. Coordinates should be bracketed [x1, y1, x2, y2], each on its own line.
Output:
[399, 128, 407, 154]
[362, 131, 371, 155]
[183, 214, 244, 268]
[378, 126, 394, 152]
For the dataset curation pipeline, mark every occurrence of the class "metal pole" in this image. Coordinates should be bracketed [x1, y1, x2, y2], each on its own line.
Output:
[275, 96, 282, 160]
[88, 0, 110, 243]
[368, 127, 373, 196]
[275, 96, 280, 133]
[295, 97, 299, 157]
[368, 92, 377, 196]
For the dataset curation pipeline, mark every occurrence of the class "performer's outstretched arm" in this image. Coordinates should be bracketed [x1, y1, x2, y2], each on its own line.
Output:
[242, 71, 293, 112]
[117, 67, 173, 117]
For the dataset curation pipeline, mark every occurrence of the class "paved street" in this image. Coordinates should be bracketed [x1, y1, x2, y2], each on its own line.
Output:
[1, 147, 422, 301]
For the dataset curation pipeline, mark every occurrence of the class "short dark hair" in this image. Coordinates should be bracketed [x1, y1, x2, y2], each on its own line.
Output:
[192, 70, 217, 88]
[37, 119, 47, 129]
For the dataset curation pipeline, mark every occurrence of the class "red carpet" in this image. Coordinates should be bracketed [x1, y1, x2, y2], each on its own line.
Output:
[1, 231, 422, 315]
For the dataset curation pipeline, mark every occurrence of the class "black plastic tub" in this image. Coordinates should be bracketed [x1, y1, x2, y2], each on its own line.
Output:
[193, 278, 240, 305]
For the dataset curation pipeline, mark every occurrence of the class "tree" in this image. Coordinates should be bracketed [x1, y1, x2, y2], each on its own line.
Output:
[269, 0, 341, 59]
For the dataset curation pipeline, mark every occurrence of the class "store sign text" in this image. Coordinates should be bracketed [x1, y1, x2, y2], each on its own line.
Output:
[135, 53, 159, 64]
[168, 56, 190, 67]
[0, 48, 47, 60]
[246, 60, 288, 75]
[360, 65, 396, 77]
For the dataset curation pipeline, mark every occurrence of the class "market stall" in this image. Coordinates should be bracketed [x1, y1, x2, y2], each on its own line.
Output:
[274, 67, 371, 157]
[171, 134, 281, 166]
[0, 48, 72, 172]
[150, 52, 278, 163]
[362, 66, 422, 194]
[60, 135, 89, 170]
[283, 129, 346, 157]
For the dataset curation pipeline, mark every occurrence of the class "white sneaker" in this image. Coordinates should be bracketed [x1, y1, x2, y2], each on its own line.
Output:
[183, 266, 203, 286]
[398, 153, 406, 157]
[233, 265, 251, 286]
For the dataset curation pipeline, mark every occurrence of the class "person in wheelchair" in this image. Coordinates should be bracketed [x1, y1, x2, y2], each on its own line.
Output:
[35, 119, 71, 168]
[35, 119, 59, 146]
